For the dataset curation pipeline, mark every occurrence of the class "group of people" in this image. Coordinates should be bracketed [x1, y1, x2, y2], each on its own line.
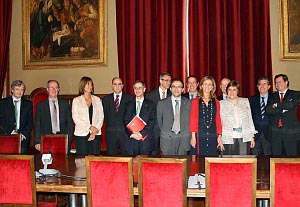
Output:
[0, 73, 299, 156]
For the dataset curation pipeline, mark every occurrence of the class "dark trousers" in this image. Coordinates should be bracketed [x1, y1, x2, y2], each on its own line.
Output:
[252, 133, 272, 155]
[151, 124, 160, 155]
[127, 140, 152, 156]
[271, 128, 298, 155]
[74, 135, 101, 155]
[224, 138, 250, 155]
[106, 127, 127, 155]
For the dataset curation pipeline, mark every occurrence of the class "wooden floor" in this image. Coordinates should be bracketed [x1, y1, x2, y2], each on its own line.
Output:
[39, 193, 206, 207]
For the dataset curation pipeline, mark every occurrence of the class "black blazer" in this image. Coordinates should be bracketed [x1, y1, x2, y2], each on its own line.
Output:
[0, 96, 33, 146]
[217, 95, 224, 101]
[102, 92, 133, 128]
[249, 93, 273, 141]
[123, 98, 157, 151]
[266, 89, 300, 140]
[146, 88, 171, 104]
[34, 99, 74, 150]
[182, 92, 191, 99]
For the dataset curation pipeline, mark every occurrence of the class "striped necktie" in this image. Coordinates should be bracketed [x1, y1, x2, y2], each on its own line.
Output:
[14, 100, 19, 131]
[115, 95, 120, 112]
[261, 97, 265, 119]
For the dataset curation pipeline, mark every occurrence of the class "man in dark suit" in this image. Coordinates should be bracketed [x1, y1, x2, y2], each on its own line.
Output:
[0, 80, 33, 154]
[157, 79, 191, 155]
[182, 75, 199, 100]
[102, 77, 133, 155]
[266, 74, 300, 155]
[145, 72, 171, 155]
[249, 77, 272, 155]
[217, 78, 230, 100]
[123, 80, 156, 155]
[34, 80, 74, 153]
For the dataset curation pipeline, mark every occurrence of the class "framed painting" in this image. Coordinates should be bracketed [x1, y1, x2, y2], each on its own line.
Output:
[280, 0, 300, 60]
[22, 0, 107, 69]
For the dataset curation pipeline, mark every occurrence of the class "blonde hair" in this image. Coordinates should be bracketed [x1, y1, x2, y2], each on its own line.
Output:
[199, 76, 216, 99]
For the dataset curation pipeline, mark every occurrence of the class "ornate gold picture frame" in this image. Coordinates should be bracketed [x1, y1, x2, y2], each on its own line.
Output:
[22, 0, 107, 69]
[280, 0, 300, 60]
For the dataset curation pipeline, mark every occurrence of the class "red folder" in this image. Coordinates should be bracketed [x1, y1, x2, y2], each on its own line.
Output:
[126, 115, 148, 141]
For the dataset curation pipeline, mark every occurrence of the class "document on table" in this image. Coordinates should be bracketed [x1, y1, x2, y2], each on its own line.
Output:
[188, 173, 205, 189]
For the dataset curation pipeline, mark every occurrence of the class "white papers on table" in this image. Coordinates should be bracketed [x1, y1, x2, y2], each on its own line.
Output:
[188, 173, 205, 189]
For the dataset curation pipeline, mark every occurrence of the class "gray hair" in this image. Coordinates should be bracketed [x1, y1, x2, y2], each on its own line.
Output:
[11, 80, 25, 90]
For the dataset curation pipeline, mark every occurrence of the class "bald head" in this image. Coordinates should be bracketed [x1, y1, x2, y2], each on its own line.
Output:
[220, 78, 230, 94]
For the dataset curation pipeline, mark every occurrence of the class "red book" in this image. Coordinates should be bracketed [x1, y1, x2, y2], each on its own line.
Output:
[126, 115, 148, 141]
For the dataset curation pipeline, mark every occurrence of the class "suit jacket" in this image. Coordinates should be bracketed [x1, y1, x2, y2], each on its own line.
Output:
[249, 93, 273, 141]
[34, 99, 74, 149]
[102, 92, 133, 128]
[146, 88, 172, 105]
[217, 95, 224, 101]
[0, 96, 33, 147]
[266, 89, 300, 140]
[72, 95, 104, 136]
[157, 96, 191, 151]
[123, 98, 157, 152]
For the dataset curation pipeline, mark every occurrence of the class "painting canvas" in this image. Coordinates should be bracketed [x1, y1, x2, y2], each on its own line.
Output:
[23, 0, 107, 69]
[280, 0, 300, 60]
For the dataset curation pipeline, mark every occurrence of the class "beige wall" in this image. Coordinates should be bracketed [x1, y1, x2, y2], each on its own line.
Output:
[10, 0, 118, 95]
[9, 0, 300, 95]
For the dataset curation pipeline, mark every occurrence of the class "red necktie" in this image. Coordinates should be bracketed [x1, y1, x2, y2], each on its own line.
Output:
[115, 95, 120, 112]
[278, 92, 284, 128]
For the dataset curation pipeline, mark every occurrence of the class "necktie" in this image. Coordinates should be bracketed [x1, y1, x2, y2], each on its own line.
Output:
[14, 100, 19, 131]
[115, 94, 120, 112]
[190, 94, 194, 100]
[261, 97, 265, 119]
[52, 100, 58, 134]
[278, 93, 284, 128]
[162, 91, 166, 99]
[172, 100, 180, 134]
[136, 101, 141, 116]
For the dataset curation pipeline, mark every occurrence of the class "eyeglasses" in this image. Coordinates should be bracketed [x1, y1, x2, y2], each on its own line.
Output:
[171, 85, 183, 89]
[161, 79, 171, 83]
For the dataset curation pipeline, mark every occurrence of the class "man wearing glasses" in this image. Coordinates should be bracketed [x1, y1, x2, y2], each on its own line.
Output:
[123, 80, 156, 155]
[102, 77, 133, 155]
[34, 80, 74, 153]
[157, 79, 192, 155]
[146, 72, 172, 155]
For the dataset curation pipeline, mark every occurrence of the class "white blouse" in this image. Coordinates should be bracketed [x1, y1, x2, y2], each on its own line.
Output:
[220, 97, 257, 144]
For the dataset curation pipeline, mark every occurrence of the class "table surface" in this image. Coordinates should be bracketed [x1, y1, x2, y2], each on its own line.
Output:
[35, 154, 271, 198]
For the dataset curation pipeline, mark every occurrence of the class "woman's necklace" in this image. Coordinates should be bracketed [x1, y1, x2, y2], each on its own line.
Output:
[201, 98, 213, 128]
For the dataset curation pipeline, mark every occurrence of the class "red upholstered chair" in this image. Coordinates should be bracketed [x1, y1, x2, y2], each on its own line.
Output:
[205, 157, 257, 207]
[29, 87, 49, 123]
[0, 154, 56, 207]
[138, 158, 187, 207]
[270, 158, 300, 207]
[41, 134, 68, 154]
[85, 156, 134, 207]
[0, 134, 21, 154]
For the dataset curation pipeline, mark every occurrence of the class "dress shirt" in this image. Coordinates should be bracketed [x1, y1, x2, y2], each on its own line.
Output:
[49, 98, 60, 132]
[136, 98, 144, 112]
[159, 87, 167, 100]
[12, 96, 21, 133]
[114, 92, 122, 102]
[260, 93, 268, 106]
[189, 93, 197, 99]
[171, 96, 181, 116]
[278, 89, 288, 99]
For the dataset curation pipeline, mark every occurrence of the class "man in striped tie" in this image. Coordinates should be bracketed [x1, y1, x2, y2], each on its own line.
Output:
[249, 77, 272, 155]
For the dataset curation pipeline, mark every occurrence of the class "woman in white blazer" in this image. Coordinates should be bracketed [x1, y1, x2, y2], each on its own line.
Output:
[72, 77, 104, 155]
[220, 80, 257, 155]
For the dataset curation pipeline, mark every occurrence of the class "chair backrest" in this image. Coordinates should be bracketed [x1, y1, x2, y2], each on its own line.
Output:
[270, 158, 300, 207]
[86, 156, 134, 207]
[41, 134, 68, 154]
[138, 157, 187, 207]
[0, 134, 21, 154]
[0, 155, 36, 206]
[29, 87, 49, 123]
[205, 157, 257, 207]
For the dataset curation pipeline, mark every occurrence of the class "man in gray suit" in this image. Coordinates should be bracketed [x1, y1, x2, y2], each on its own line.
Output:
[157, 78, 191, 155]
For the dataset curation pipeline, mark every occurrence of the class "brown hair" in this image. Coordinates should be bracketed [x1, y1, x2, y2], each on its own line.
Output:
[199, 76, 216, 99]
[226, 80, 240, 93]
[78, 76, 94, 95]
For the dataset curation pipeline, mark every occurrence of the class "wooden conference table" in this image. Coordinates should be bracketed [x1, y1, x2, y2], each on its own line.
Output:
[35, 154, 270, 198]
